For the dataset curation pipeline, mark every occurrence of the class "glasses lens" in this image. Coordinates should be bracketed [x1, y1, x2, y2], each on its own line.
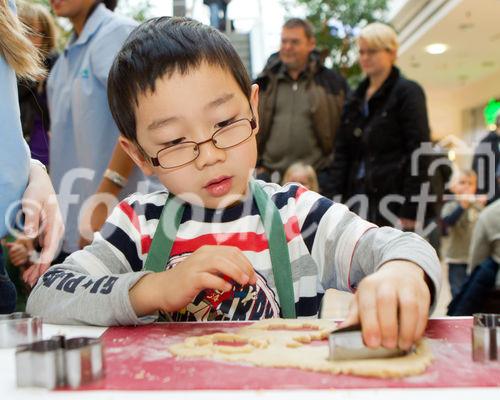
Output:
[213, 119, 253, 149]
[157, 142, 198, 169]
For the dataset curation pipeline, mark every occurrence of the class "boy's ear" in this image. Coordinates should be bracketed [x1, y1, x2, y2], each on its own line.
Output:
[250, 83, 260, 134]
[118, 136, 154, 176]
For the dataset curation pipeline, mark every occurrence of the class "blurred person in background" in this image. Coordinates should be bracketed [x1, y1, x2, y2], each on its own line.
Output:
[282, 161, 319, 192]
[255, 18, 348, 195]
[329, 22, 431, 230]
[0, 0, 64, 310]
[448, 198, 500, 315]
[47, 0, 156, 261]
[472, 112, 500, 204]
[441, 169, 486, 299]
[1, 236, 34, 311]
[203, 0, 231, 31]
[17, 1, 59, 168]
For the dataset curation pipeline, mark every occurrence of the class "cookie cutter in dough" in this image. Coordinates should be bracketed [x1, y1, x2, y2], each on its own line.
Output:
[16, 335, 105, 389]
[472, 313, 499, 362]
[0, 312, 42, 348]
[329, 324, 408, 361]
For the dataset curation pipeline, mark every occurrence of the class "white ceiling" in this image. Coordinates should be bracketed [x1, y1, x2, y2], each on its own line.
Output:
[393, 0, 500, 89]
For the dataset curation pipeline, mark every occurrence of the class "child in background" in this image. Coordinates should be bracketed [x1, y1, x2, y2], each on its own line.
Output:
[2, 237, 34, 311]
[282, 162, 319, 192]
[17, 0, 59, 167]
[441, 169, 486, 299]
[28, 18, 441, 352]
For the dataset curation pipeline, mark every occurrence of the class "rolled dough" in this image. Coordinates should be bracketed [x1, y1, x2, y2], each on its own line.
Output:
[168, 319, 433, 378]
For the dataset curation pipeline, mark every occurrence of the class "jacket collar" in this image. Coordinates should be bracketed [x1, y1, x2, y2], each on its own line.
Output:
[258, 50, 323, 80]
[354, 66, 401, 102]
[68, 4, 112, 49]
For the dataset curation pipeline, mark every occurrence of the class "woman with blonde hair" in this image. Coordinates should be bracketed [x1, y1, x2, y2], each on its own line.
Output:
[17, 0, 59, 167]
[282, 161, 320, 192]
[329, 22, 431, 230]
[0, 0, 64, 311]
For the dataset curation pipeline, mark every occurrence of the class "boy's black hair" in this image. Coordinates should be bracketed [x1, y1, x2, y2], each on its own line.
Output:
[108, 17, 252, 142]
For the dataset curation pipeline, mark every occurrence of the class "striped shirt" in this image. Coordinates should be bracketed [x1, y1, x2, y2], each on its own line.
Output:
[27, 181, 441, 326]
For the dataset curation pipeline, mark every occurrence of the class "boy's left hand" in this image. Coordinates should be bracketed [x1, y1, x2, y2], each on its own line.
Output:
[340, 260, 431, 351]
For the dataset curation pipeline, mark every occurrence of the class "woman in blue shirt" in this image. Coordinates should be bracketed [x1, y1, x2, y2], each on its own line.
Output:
[47, 0, 154, 259]
[0, 0, 64, 311]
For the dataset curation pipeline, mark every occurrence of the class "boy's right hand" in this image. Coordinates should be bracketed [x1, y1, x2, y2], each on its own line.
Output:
[129, 245, 256, 317]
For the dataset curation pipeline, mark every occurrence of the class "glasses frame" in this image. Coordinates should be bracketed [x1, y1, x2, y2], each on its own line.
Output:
[358, 47, 391, 57]
[139, 114, 257, 170]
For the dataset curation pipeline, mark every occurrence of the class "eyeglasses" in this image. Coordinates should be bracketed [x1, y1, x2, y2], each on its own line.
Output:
[358, 48, 385, 57]
[140, 116, 257, 170]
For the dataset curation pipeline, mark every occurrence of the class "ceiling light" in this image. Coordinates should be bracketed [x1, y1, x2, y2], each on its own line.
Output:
[448, 149, 456, 162]
[425, 43, 448, 55]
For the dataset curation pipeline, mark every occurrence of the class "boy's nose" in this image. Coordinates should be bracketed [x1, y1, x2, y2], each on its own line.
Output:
[194, 140, 226, 170]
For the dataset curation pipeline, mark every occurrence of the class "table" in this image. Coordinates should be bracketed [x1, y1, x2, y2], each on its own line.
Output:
[1, 317, 499, 400]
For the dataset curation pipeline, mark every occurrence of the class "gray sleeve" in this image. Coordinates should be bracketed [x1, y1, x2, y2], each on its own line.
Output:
[26, 234, 156, 326]
[349, 227, 442, 311]
[316, 203, 441, 311]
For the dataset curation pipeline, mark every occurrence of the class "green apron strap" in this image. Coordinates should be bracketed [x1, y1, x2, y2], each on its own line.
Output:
[249, 180, 296, 319]
[143, 195, 184, 273]
[144, 181, 297, 319]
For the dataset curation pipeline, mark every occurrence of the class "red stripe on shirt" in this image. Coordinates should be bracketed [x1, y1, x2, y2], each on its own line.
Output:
[119, 202, 141, 233]
[295, 185, 308, 199]
[171, 217, 302, 256]
[171, 231, 268, 255]
[141, 235, 152, 255]
[284, 216, 300, 242]
[119, 201, 153, 255]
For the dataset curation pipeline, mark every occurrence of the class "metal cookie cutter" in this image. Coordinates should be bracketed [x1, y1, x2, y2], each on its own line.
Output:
[472, 313, 500, 362]
[329, 324, 409, 361]
[16, 335, 105, 389]
[0, 312, 42, 348]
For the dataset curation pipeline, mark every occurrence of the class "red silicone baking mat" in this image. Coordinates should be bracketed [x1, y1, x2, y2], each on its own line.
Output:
[77, 318, 500, 390]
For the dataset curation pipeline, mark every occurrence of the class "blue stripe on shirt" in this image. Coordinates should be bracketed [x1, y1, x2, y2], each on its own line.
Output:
[301, 197, 334, 253]
[272, 184, 300, 209]
[101, 222, 143, 271]
[129, 199, 163, 222]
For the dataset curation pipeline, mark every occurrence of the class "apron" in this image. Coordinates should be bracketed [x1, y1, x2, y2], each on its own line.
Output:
[143, 179, 296, 319]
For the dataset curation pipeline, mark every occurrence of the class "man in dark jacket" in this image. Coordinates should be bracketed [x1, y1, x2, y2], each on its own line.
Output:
[254, 18, 348, 193]
[472, 112, 500, 204]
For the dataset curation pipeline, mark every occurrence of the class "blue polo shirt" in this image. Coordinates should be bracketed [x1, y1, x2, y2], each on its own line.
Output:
[47, 5, 152, 253]
[0, 0, 30, 238]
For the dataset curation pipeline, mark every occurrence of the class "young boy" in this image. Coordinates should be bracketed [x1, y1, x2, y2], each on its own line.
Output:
[441, 169, 485, 298]
[27, 17, 441, 352]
